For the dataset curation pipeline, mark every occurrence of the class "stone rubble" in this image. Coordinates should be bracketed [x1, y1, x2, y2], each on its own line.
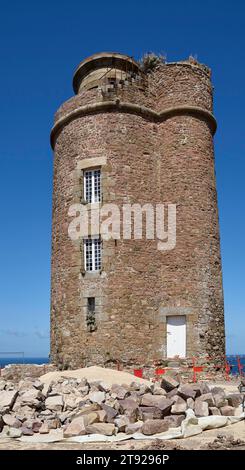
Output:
[0, 373, 243, 439]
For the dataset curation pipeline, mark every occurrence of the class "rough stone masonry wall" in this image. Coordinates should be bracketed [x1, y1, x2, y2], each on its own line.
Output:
[50, 55, 225, 369]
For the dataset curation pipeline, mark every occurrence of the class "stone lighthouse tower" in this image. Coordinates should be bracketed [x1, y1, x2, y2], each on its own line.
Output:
[50, 52, 225, 369]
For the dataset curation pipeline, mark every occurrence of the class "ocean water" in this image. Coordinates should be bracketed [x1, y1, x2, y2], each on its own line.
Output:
[0, 357, 49, 368]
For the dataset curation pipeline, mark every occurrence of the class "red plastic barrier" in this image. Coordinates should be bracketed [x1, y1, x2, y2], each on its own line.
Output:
[155, 368, 165, 376]
[225, 362, 231, 381]
[134, 368, 143, 378]
[237, 356, 244, 376]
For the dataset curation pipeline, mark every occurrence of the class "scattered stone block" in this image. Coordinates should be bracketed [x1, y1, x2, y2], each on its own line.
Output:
[101, 404, 118, 423]
[226, 394, 243, 408]
[196, 393, 215, 407]
[139, 406, 163, 420]
[171, 396, 187, 415]
[21, 426, 34, 436]
[209, 407, 221, 415]
[141, 394, 172, 414]
[142, 419, 169, 435]
[114, 415, 130, 432]
[125, 421, 143, 434]
[86, 422, 115, 436]
[220, 406, 235, 416]
[39, 422, 49, 434]
[96, 410, 107, 422]
[0, 390, 18, 411]
[64, 417, 86, 437]
[8, 427, 22, 438]
[45, 395, 63, 412]
[110, 384, 128, 399]
[163, 415, 185, 428]
[186, 398, 195, 410]
[161, 376, 179, 392]
[194, 400, 209, 417]
[88, 391, 105, 405]
[2, 414, 21, 428]
[178, 384, 196, 400]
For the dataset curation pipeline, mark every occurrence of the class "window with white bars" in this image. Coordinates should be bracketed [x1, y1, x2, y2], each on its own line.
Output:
[84, 168, 101, 203]
[84, 237, 102, 272]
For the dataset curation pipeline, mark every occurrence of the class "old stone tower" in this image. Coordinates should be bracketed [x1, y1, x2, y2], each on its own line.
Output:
[50, 52, 225, 369]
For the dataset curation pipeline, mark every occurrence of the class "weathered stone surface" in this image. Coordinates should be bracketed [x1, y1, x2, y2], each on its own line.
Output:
[96, 410, 107, 422]
[161, 376, 179, 392]
[86, 422, 115, 436]
[45, 395, 63, 411]
[194, 400, 209, 417]
[213, 393, 227, 408]
[141, 394, 172, 414]
[21, 426, 34, 436]
[2, 414, 21, 428]
[220, 406, 235, 416]
[199, 383, 210, 394]
[186, 398, 195, 410]
[211, 386, 225, 395]
[0, 390, 18, 411]
[152, 384, 166, 396]
[142, 419, 169, 435]
[178, 385, 196, 400]
[20, 389, 42, 407]
[98, 381, 111, 393]
[125, 421, 143, 434]
[48, 418, 60, 429]
[163, 415, 185, 428]
[33, 380, 43, 391]
[139, 406, 163, 420]
[32, 421, 43, 433]
[50, 53, 225, 368]
[101, 404, 118, 423]
[118, 398, 138, 414]
[110, 384, 128, 400]
[64, 396, 81, 410]
[226, 394, 243, 408]
[8, 427, 22, 438]
[42, 382, 52, 397]
[39, 422, 50, 434]
[209, 407, 221, 415]
[83, 412, 98, 426]
[190, 384, 202, 398]
[166, 388, 179, 399]
[64, 417, 86, 437]
[88, 391, 105, 405]
[114, 415, 130, 431]
[171, 396, 187, 415]
[196, 393, 215, 407]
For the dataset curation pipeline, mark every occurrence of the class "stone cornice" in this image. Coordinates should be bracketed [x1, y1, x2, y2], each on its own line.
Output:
[50, 100, 217, 149]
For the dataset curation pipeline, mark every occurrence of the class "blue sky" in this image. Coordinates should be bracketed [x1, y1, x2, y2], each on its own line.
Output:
[0, 0, 244, 357]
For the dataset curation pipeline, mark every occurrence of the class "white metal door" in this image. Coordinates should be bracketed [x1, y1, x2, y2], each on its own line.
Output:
[167, 315, 186, 358]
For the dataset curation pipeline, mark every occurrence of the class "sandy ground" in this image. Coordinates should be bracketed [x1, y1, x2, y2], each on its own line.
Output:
[40, 366, 151, 386]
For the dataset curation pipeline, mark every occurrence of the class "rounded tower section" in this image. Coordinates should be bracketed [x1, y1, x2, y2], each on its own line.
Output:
[50, 52, 225, 369]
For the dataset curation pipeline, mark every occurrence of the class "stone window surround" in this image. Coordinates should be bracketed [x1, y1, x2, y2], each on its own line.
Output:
[159, 306, 194, 323]
[76, 156, 107, 276]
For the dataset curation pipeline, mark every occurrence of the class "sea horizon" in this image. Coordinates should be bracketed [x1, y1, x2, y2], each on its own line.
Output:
[0, 354, 244, 375]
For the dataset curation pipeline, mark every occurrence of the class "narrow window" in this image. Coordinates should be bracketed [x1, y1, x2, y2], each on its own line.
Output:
[84, 237, 102, 272]
[84, 168, 101, 203]
[87, 297, 96, 331]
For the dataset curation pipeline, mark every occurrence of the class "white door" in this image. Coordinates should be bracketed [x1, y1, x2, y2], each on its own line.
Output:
[167, 315, 186, 358]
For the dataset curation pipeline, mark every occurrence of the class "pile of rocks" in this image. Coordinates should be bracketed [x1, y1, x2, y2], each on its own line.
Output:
[0, 374, 243, 439]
